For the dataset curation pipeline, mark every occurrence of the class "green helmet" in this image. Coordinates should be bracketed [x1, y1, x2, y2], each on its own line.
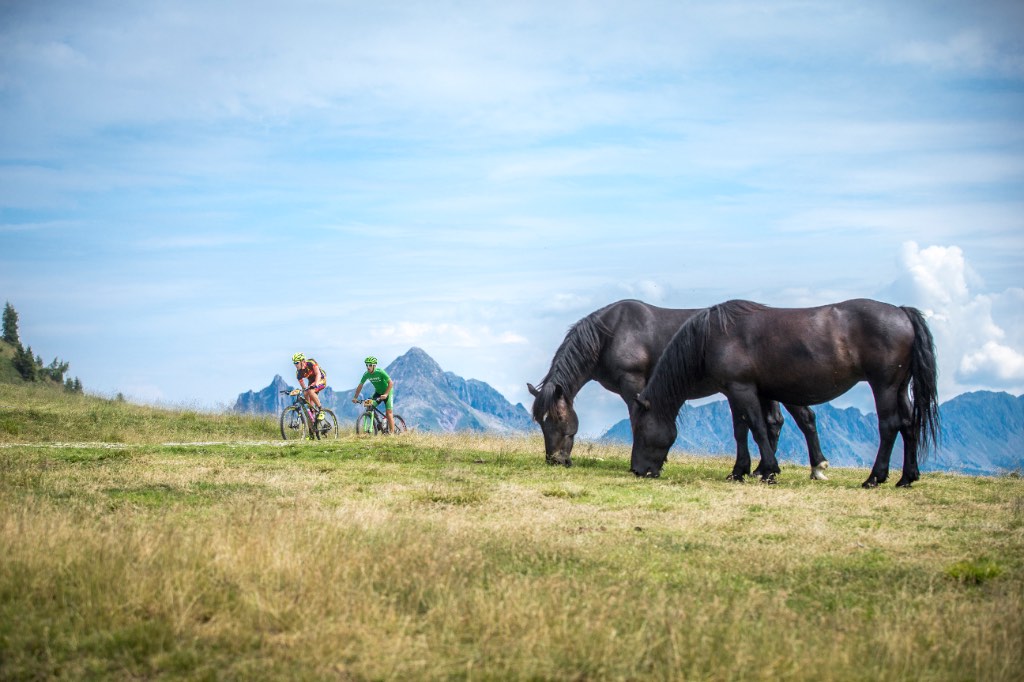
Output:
[292, 352, 305, 363]
[364, 356, 378, 365]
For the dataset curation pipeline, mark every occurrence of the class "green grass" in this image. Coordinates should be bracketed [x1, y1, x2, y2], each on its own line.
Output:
[0, 381, 279, 443]
[0, 386, 1022, 680]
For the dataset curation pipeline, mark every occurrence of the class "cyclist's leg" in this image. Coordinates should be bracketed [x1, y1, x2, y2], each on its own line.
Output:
[383, 391, 396, 433]
[310, 383, 326, 417]
[311, 383, 325, 410]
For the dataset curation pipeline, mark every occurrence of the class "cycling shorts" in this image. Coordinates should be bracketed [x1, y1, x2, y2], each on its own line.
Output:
[373, 391, 394, 410]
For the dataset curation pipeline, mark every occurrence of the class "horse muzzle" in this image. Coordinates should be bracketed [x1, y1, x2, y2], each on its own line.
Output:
[546, 452, 573, 467]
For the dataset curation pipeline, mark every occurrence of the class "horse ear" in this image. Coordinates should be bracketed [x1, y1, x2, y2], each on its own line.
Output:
[527, 383, 540, 397]
[635, 394, 651, 411]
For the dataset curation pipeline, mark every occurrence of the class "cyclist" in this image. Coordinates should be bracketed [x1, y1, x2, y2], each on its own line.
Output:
[292, 352, 327, 424]
[351, 356, 396, 433]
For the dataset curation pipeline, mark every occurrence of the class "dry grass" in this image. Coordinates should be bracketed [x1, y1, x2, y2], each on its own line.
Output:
[1, 396, 1022, 680]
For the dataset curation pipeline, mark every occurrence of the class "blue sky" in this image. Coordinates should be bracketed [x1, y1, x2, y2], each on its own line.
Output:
[2, 0, 1022, 436]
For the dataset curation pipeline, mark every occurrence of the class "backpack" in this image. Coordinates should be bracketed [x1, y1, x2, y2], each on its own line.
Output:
[304, 359, 327, 382]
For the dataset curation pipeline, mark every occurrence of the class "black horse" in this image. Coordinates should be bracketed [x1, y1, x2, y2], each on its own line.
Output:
[632, 299, 940, 488]
[528, 299, 829, 478]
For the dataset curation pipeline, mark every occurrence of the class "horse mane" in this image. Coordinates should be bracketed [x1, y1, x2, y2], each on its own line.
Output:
[640, 300, 768, 420]
[532, 309, 612, 421]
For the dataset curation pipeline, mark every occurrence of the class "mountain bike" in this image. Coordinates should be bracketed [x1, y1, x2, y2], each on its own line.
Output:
[355, 398, 407, 435]
[279, 389, 339, 440]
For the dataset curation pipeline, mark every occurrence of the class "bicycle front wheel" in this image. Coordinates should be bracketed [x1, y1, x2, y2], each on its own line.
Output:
[317, 409, 339, 440]
[355, 412, 375, 435]
[280, 406, 309, 441]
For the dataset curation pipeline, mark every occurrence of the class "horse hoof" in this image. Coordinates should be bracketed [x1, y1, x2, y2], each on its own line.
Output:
[760, 473, 777, 485]
[862, 479, 879, 489]
[726, 474, 745, 483]
[810, 466, 829, 481]
[895, 478, 913, 488]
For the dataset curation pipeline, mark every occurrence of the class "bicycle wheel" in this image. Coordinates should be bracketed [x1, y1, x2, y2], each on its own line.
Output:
[317, 409, 339, 440]
[390, 415, 407, 435]
[355, 412, 375, 435]
[280, 406, 309, 441]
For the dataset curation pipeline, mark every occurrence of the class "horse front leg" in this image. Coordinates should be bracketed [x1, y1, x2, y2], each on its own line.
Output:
[754, 401, 784, 478]
[727, 409, 753, 482]
[727, 391, 779, 483]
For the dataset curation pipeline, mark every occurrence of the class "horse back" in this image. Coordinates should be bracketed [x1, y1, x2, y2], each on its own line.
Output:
[592, 300, 699, 390]
[707, 299, 916, 404]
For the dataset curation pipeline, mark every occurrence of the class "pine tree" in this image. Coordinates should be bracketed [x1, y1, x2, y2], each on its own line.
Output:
[45, 358, 70, 383]
[2, 302, 19, 345]
[13, 344, 37, 381]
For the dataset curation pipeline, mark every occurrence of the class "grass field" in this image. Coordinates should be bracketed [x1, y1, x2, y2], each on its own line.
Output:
[1, 383, 1021, 680]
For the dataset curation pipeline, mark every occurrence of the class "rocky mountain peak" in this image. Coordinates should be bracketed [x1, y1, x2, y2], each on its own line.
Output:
[234, 347, 535, 434]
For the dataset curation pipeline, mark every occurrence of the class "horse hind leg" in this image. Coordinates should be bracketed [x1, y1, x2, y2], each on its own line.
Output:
[784, 404, 829, 481]
[895, 388, 920, 488]
[863, 389, 901, 489]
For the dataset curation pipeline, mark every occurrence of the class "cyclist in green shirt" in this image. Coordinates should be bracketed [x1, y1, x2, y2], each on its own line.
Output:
[352, 356, 397, 433]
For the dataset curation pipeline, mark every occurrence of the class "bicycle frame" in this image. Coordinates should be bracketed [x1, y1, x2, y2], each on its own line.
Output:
[357, 399, 386, 434]
[280, 389, 338, 440]
[289, 391, 318, 425]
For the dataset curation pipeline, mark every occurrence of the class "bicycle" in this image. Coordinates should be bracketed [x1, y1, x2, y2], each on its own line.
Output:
[354, 397, 407, 435]
[279, 389, 339, 440]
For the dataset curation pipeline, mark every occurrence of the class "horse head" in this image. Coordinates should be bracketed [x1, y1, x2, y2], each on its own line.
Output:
[528, 382, 578, 467]
[630, 393, 676, 478]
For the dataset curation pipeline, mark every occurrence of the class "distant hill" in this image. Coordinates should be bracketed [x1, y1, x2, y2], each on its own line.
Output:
[234, 347, 536, 434]
[0, 338, 80, 392]
[600, 391, 1024, 476]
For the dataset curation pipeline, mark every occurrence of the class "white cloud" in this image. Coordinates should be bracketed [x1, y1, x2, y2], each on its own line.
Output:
[894, 241, 1024, 398]
[959, 341, 1024, 385]
[888, 29, 1024, 77]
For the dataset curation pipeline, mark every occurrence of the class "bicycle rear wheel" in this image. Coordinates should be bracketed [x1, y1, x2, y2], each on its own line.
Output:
[355, 412, 375, 435]
[317, 409, 339, 440]
[280, 406, 309, 441]
[390, 415, 407, 435]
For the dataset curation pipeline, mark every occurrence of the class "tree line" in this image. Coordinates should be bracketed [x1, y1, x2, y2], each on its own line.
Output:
[3, 301, 83, 393]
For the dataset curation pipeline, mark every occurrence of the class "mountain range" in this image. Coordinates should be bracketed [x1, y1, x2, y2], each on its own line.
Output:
[600, 391, 1024, 476]
[233, 347, 535, 433]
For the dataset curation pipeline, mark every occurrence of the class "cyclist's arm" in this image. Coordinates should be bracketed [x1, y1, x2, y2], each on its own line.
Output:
[382, 380, 394, 399]
[312, 364, 323, 385]
[352, 382, 365, 402]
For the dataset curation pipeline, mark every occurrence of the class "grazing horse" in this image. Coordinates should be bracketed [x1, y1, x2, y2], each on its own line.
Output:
[632, 299, 939, 488]
[528, 299, 829, 478]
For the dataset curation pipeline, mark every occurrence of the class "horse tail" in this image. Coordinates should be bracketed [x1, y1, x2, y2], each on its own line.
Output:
[640, 306, 713, 420]
[532, 313, 609, 422]
[901, 306, 941, 455]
